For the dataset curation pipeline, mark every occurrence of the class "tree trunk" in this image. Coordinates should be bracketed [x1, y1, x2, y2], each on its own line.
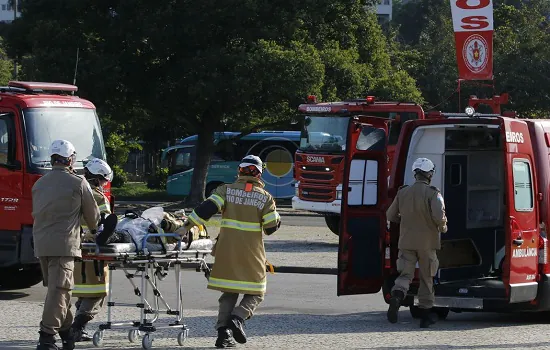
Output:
[185, 124, 214, 207]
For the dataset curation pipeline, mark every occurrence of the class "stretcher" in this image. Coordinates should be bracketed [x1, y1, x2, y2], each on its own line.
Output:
[80, 232, 213, 349]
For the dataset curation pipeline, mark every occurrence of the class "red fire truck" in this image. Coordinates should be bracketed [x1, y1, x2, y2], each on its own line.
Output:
[292, 95, 425, 234]
[338, 94, 550, 317]
[0, 81, 111, 289]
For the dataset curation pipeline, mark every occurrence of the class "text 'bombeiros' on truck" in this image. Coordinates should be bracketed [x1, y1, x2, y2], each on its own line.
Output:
[338, 93, 550, 316]
[0, 81, 111, 289]
[292, 95, 426, 235]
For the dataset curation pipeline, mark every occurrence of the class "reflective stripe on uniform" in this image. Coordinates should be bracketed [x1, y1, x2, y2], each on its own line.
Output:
[208, 277, 266, 292]
[189, 211, 207, 226]
[220, 219, 261, 232]
[208, 194, 225, 211]
[73, 284, 108, 294]
[262, 211, 280, 225]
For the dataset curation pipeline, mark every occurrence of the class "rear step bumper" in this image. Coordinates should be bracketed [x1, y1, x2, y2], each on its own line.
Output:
[407, 277, 550, 312]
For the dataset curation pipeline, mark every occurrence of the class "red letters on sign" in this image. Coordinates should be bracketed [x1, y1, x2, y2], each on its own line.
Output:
[455, 0, 490, 10]
[450, 0, 494, 80]
[461, 16, 490, 30]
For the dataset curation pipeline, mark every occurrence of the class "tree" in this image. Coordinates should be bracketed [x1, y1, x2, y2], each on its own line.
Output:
[6, 0, 423, 206]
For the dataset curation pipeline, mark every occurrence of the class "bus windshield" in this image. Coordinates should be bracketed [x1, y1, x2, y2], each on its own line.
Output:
[299, 115, 349, 153]
[23, 107, 107, 169]
[164, 145, 195, 175]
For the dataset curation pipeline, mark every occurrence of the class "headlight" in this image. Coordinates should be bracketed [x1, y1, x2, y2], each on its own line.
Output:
[336, 190, 342, 200]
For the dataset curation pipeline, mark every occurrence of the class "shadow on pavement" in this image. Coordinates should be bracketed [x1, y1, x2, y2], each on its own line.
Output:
[264, 240, 337, 253]
[0, 290, 30, 300]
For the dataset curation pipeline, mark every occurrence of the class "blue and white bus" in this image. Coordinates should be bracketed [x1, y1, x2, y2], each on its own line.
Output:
[161, 131, 300, 199]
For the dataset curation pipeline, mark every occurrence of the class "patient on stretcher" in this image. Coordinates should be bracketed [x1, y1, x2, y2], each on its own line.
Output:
[90, 207, 210, 251]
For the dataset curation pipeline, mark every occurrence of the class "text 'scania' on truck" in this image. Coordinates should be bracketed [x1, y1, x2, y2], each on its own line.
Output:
[338, 94, 550, 317]
[292, 95, 425, 235]
[0, 81, 111, 289]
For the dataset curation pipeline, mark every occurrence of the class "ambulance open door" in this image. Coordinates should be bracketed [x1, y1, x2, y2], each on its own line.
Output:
[502, 119, 539, 303]
[338, 116, 389, 296]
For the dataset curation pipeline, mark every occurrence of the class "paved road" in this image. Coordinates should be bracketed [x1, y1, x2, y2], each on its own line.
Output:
[5, 213, 549, 348]
[3, 271, 550, 349]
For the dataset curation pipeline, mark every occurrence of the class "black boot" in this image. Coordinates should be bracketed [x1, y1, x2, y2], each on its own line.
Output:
[36, 331, 59, 350]
[419, 308, 436, 329]
[59, 328, 75, 350]
[229, 316, 247, 344]
[387, 290, 404, 324]
[215, 327, 236, 348]
[71, 314, 94, 342]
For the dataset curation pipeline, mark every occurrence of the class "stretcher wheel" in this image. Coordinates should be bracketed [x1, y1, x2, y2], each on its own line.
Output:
[92, 330, 104, 347]
[128, 329, 140, 343]
[177, 329, 189, 346]
[142, 334, 153, 349]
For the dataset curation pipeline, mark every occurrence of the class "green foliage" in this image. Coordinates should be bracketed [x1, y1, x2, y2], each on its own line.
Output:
[111, 164, 128, 188]
[104, 132, 142, 167]
[146, 167, 168, 190]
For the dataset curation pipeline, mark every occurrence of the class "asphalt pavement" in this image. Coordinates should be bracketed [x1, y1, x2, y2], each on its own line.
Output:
[3, 213, 550, 349]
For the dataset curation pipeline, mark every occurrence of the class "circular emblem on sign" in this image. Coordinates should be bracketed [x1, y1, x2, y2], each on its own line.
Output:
[462, 34, 489, 73]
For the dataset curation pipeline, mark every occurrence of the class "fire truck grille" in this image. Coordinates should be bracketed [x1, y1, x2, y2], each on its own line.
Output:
[302, 193, 333, 201]
[303, 165, 330, 172]
[302, 173, 333, 181]
[301, 187, 333, 201]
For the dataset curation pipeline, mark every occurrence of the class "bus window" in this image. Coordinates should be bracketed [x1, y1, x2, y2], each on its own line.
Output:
[168, 147, 194, 175]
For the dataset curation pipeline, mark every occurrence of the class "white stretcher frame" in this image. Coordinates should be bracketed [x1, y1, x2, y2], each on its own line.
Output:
[80, 232, 212, 349]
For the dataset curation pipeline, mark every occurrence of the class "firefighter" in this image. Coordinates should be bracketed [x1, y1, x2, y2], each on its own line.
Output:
[385, 157, 448, 328]
[32, 140, 101, 350]
[71, 158, 115, 342]
[179, 155, 281, 348]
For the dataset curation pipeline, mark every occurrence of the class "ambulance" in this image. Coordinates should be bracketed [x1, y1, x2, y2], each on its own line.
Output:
[337, 95, 550, 318]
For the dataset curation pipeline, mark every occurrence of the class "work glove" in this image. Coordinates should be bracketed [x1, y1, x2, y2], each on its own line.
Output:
[175, 219, 192, 237]
[83, 229, 96, 243]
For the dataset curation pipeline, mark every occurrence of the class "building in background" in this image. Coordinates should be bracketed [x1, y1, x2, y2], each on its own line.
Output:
[376, 0, 392, 22]
[0, 1, 20, 22]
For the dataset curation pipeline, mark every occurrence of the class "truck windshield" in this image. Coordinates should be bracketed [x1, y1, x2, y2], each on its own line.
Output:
[23, 107, 107, 169]
[299, 115, 349, 153]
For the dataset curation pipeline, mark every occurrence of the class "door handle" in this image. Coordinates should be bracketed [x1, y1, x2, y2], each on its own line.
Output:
[513, 239, 524, 246]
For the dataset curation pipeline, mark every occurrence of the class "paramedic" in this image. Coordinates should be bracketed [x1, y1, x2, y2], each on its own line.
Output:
[385, 157, 448, 328]
[71, 158, 115, 342]
[32, 140, 101, 350]
[180, 155, 281, 348]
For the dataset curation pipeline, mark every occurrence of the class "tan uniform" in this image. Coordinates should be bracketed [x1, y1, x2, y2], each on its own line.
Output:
[386, 179, 447, 309]
[74, 185, 111, 318]
[32, 165, 100, 335]
[187, 176, 280, 329]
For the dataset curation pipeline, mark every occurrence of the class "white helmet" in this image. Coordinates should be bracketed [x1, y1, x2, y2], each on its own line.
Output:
[85, 158, 113, 182]
[49, 139, 76, 158]
[412, 157, 435, 173]
[239, 155, 264, 174]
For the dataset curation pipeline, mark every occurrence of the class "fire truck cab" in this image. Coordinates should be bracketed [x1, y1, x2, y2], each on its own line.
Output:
[338, 104, 550, 316]
[293, 95, 425, 235]
[0, 81, 110, 289]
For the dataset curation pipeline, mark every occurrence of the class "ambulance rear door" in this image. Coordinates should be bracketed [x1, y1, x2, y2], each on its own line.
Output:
[338, 116, 389, 296]
[502, 118, 539, 303]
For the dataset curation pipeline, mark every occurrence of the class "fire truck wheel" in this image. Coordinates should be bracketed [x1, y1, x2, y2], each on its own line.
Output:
[409, 306, 422, 319]
[0, 266, 43, 290]
[205, 182, 224, 199]
[324, 215, 340, 235]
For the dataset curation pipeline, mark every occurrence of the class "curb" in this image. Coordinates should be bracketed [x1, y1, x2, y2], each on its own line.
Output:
[182, 263, 337, 275]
